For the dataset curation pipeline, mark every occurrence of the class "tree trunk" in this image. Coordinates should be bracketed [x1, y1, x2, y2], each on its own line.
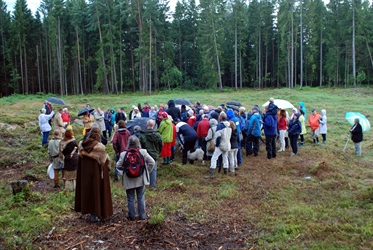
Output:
[319, 29, 323, 87]
[352, 2, 356, 88]
[300, 0, 303, 89]
[37, 45, 41, 92]
[96, 6, 109, 94]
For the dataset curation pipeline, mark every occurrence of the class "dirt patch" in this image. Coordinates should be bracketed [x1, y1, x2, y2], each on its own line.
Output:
[311, 161, 336, 180]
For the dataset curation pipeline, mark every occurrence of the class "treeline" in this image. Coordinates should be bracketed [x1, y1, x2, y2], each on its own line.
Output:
[1, 0, 373, 96]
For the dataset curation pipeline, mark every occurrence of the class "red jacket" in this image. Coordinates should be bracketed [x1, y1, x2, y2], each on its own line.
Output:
[187, 116, 196, 127]
[61, 113, 70, 123]
[197, 119, 210, 139]
[278, 117, 287, 130]
[112, 128, 131, 154]
[308, 113, 320, 131]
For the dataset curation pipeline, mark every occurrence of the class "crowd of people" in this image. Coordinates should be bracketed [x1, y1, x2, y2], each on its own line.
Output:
[38, 98, 364, 222]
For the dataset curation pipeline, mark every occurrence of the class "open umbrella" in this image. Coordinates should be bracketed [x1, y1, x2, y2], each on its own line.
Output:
[174, 98, 193, 106]
[46, 97, 66, 105]
[126, 117, 157, 134]
[226, 101, 242, 107]
[262, 99, 295, 109]
[78, 107, 94, 116]
[226, 104, 240, 112]
[345, 112, 370, 132]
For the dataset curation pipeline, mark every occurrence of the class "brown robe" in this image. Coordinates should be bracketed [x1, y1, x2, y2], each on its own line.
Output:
[74, 138, 113, 219]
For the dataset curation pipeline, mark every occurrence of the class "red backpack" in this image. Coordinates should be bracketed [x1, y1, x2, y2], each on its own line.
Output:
[123, 148, 145, 178]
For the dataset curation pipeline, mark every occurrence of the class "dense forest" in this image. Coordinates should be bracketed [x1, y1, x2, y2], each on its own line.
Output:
[0, 0, 372, 96]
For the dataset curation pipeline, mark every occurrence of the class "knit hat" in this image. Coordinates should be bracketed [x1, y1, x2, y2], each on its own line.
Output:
[252, 106, 260, 112]
[161, 112, 168, 118]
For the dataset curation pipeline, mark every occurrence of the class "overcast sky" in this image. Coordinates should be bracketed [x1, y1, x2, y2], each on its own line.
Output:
[4, 0, 178, 16]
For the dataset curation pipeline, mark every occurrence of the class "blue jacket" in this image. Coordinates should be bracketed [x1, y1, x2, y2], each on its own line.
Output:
[288, 119, 302, 136]
[227, 110, 241, 140]
[245, 113, 262, 137]
[263, 114, 276, 136]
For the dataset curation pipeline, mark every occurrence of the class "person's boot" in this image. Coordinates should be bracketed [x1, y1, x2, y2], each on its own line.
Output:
[166, 157, 170, 164]
[114, 172, 119, 182]
[189, 160, 194, 164]
[182, 157, 187, 165]
[223, 168, 228, 174]
[162, 157, 169, 165]
[204, 168, 215, 179]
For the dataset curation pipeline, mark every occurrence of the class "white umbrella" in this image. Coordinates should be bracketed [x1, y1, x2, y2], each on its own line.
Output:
[262, 99, 295, 109]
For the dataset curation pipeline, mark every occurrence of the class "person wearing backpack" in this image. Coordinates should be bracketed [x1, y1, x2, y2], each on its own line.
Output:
[139, 120, 163, 187]
[263, 106, 277, 159]
[116, 136, 155, 221]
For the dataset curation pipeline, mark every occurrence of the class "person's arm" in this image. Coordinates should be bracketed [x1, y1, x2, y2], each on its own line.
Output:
[142, 150, 155, 173]
[116, 151, 126, 170]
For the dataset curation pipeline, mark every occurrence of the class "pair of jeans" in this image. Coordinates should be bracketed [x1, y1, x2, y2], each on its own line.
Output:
[246, 135, 260, 156]
[210, 147, 228, 170]
[354, 142, 361, 156]
[149, 161, 157, 187]
[289, 134, 299, 154]
[126, 185, 146, 220]
[265, 135, 277, 159]
[42, 131, 50, 146]
[228, 148, 238, 172]
[279, 130, 286, 150]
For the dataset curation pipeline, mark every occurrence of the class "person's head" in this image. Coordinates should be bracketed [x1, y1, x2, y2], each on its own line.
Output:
[146, 119, 155, 129]
[293, 113, 299, 120]
[85, 111, 89, 116]
[159, 103, 164, 110]
[263, 106, 269, 114]
[133, 125, 142, 133]
[312, 108, 316, 114]
[239, 107, 246, 115]
[64, 128, 74, 139]
[97, 107, 101, 112]
[292, 107, 297, 113]
[144, 102, 149, 108]
[199, 109, 204, 115]
[229, 120, 236, 130]
[128, 135, 141, 148]
[120, 107, 125, 112]
[45, 100, 50, 104]
[117, 108, 121, 113]
[280, 109, 286, 118]
[188, 109, 194, 117]
[203, 105, 209, 113]
[53, 130, 61, 138]
[154, 105, 158, 110]
[63, 108, 68, 113]
[118, 120, 126, 128]
[86, 104, 91, 108]
[137, 103, 142, 110]
[202, 114, 209, 120]
[105, 108, 109, 113]
[40, 108, 46, 114]
[196, 101, 201, 106]
[161, 112, 168, 120]
[269, 97, 275, 103]
[219, 112, 227, 121]
[181, 104, 186, 111]
[59, 108, 63, 114]
[252, 106, 259, 113]
[91, 123, 99, 130]
[89, 128, 101, 142]
[354, 118, 360, 124]
[134, 107, 139, 113]
[151, 106, 155, 111]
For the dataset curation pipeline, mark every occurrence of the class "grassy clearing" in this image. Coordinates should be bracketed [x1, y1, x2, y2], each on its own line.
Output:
[0, 87, 373, 249]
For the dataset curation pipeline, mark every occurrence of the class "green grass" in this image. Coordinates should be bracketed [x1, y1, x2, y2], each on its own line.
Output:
[0, 87, 373, 249]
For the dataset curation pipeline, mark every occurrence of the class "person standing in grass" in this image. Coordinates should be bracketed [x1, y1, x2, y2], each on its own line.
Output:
[59, 128, 78, 191]
[75, 128, 113, 222]
[140, 120, 163, 187]
[112, 120, 131, 182]
[350, 118, 363, 156]
[48, 130, 63, 188]
[158, 112, 173, 165]
[308, 109, 320, 144]
[288, 113, 302, 156]
[277, 109, 287, 152]
[319, 109, 327, 145]
[39, 108, 55, 147]
[299, 109, 307, 146]
[117, 136, 155, 221]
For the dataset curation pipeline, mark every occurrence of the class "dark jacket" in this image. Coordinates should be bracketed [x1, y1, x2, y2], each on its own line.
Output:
[263, 114, 277, 136]
[139, 129, 163, 161]
[112, 128, 131, 154]
[116, 112, 126, 123]
[288, 119, 302, 136]
[350, 123, 363, 143]
[230, 128, 239, 149]
[176, 122, 198, 145]
[166, 100, 181, 121]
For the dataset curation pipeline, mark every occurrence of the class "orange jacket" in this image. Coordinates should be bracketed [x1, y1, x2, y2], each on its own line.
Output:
[308, 112, 320, 130]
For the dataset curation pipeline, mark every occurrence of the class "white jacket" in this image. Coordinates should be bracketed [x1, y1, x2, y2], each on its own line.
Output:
[38, 111, 55, 132]
[214, 121, 232, 152]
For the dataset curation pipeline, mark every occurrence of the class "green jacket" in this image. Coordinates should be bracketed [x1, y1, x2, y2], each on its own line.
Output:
[158, 119, 173, 143]
[139, 129, 163, 161]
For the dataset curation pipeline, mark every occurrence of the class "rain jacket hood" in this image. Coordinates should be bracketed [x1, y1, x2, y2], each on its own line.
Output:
[168, 100, 176, 108]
